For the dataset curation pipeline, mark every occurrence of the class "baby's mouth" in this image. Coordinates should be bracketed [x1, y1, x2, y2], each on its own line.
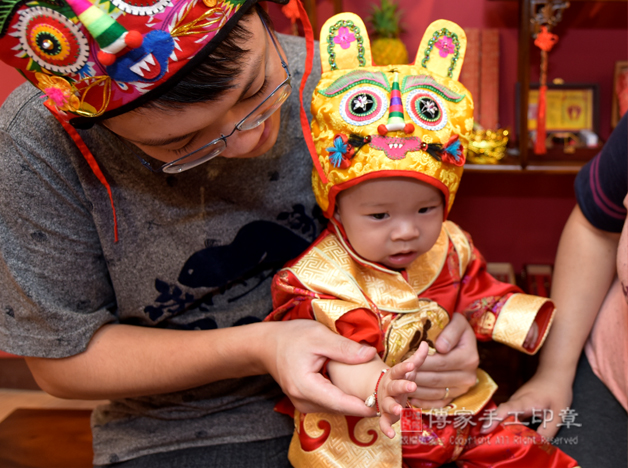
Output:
[387, 251, 418, 265]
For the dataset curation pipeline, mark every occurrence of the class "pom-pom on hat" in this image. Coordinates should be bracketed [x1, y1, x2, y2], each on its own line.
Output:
[306, 13, 474, 219]
[0, 0, 288, 128]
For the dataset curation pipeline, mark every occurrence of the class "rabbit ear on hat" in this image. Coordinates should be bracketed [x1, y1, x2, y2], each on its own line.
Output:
[319, 12, 372, 74]
[415, 19, 467, 81]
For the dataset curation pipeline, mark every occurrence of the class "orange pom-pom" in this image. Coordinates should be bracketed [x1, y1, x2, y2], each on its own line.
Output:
[125, 30, 143, 49]
[97, 51, 116, 66]
[404, 123, 415, 134]
[377, 124, 388, 136]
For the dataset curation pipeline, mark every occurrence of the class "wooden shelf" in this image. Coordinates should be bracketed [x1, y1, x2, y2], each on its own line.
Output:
[465, 159, 586, 173]
[464, 146, 597, 173]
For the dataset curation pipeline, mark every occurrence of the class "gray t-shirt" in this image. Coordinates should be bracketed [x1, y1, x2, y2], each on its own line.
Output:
[0, 34, 321, 465]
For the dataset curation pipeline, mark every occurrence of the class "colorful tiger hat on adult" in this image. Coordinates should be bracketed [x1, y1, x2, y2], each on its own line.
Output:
[306, 13, 474, 219]
[0, 0, 288, 129]
[0, 0, 292, 241]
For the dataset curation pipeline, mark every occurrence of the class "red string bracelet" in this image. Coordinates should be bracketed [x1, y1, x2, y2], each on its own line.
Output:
[364, 369, 388, 417]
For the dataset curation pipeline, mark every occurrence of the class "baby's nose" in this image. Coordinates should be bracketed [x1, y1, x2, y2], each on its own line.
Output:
[392, 221, 420, 241]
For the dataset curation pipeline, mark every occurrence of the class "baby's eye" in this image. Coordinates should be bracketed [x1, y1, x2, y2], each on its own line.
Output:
[369, 213, 388, 220]
[418, 206, 434, 214]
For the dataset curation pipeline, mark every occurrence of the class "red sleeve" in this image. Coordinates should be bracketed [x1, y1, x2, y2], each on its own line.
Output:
[455, 235, 555, 354]
[335, 309, 384, 353]
[454, 238, 521, 342]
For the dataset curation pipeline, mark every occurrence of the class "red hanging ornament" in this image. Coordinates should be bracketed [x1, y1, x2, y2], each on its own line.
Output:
[282, 0, 301, 36]
[533, 26, 559, 155]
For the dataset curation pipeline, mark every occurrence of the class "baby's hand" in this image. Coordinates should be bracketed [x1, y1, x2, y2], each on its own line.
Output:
[377, 342, 429, 438]
[523, 322, 539, 350]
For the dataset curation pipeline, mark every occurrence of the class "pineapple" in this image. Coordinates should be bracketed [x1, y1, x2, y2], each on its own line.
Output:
[367, 0, 408, 66]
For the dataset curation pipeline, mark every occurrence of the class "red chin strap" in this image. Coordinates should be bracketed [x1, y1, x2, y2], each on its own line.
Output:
[44, 101, 119, 243]
[42, 3, 319, 244]
[295, 0, 328, 184]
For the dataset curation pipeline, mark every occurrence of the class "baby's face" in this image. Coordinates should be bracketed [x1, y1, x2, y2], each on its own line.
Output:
[335, 178, 444, 270]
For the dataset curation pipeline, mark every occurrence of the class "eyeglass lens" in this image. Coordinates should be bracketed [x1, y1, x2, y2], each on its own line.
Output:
[238, 83, 292, 131]
[163, 82, 292, 173]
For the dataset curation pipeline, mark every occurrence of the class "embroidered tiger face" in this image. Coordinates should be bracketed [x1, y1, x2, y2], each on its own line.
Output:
[309, 14, 474, 218]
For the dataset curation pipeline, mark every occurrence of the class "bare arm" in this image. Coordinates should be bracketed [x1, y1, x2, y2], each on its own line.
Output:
[486, 205, 620, 436]
[328, 342, 429, 438]
[25, 319, 377, 416]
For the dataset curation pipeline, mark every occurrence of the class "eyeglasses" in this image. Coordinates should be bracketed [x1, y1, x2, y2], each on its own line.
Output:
[130, 12, 292, 174]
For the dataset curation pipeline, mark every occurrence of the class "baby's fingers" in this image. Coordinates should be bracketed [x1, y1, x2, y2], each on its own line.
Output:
[388, 360, 417, 381]
[408, 342, 430, 368]
[386, 378, 417, 398]
[378, 399, 401, 439]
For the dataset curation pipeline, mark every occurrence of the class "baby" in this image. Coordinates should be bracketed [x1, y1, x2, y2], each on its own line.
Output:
[266, 13, 579, 468]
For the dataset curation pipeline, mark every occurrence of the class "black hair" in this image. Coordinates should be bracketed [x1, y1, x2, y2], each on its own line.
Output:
[139, 6, 273, 112]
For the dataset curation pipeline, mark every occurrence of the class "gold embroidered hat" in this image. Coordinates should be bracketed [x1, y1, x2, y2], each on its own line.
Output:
[308, 13, 474, 218]
[0, 0, 288, 128]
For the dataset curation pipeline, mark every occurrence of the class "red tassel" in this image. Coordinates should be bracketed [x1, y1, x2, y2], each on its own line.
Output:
[533, 27, 558, 155]
[534, 84, 548, 155]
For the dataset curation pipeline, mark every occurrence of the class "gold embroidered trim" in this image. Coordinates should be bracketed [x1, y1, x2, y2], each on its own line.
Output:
[311, 299, 368, 333]
[492, 294, 555, 354]
[289, 232, 424, 315]
[406, 225, 449, 295]
[289, 411, 402, 468]
[444, 221, 471, 276]
[383, 300, 450, 366]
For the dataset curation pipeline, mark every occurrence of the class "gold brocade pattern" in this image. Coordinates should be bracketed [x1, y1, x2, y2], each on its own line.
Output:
[406, 227, 449, 295]
[311, 13, 474, 218]
[383, 300, 450, 366]
[493, 294, 554, 354]
[312, 299, 368, 333]
[444, 221, 471, 277]
[289, 411, 402, 468]
[289, 224, 455, 315]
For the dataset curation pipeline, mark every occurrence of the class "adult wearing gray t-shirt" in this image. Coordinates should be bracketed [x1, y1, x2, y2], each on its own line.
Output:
[0, 1, 480, 466]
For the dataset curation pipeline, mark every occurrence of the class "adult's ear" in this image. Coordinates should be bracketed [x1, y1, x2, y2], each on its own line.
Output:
[415, 20, 467, 81]
[319, 12, 372, 74]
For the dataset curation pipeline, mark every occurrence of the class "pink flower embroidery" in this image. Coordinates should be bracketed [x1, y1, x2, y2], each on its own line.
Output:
[333, 26, 355, 50]
[35, 73, 80, 112]
[435, 36, 455, 58]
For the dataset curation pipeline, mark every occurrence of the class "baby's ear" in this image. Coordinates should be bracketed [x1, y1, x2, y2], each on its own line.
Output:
[415, 20, 467, 81]
[333, 208, 342, 223]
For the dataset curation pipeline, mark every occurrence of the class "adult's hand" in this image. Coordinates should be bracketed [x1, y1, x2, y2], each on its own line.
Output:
[408, 313, 479, 408]
[481, 370, 573, 438]
[262, 319, 377, 416]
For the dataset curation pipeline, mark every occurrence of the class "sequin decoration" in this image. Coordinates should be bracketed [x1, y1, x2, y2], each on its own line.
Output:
[16, 6, 89, 74]
[339, 85, 388, 126]
[319, 70, 390, 97]
[401, 75, 465, 103]
[110, 0, 173, 16]
[405, 89, 448, 131]
[421, 28, 460, 79]
[326, 19, 365, 71]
